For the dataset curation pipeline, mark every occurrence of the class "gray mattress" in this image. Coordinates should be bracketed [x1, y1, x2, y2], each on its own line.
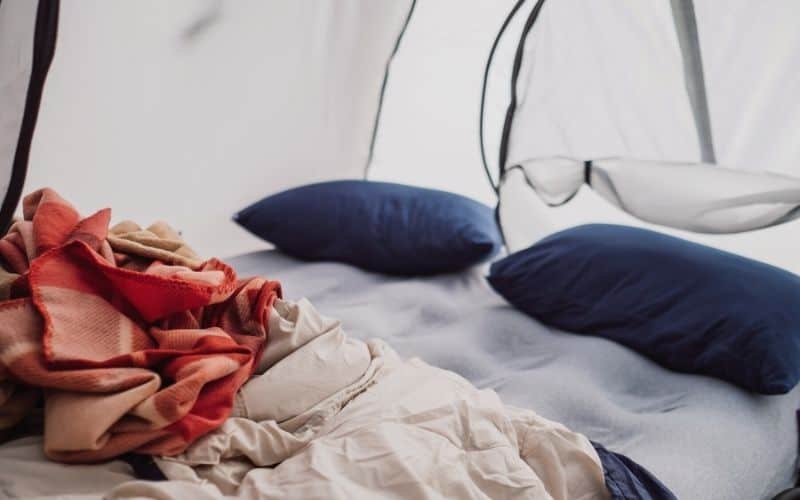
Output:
[228, 250, 800, 500]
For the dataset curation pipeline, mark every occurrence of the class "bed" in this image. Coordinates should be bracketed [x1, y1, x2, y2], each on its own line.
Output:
[228, 250, 800, 500]
[0, 248, 797, 499]
[259, 249, 800, 499]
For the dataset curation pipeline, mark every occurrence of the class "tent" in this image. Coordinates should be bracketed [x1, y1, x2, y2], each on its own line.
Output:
[2, 2, 800, 499]
[1, 0, 799, 261]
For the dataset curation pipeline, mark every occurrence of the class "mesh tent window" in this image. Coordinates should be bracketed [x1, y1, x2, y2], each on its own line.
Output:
[480, 0, 800, 249]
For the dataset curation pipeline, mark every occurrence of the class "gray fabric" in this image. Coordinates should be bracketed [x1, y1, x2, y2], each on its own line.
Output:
[230, 250, 800, 500]
[670, 0, 716, 163]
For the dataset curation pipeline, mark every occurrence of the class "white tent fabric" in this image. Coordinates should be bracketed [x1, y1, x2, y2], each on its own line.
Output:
[697, 0, 800, 178]
[507, 157, 800, 233]
[503, 0, 701, 166]
[498, 168, 800, 275]
[486, 0, 800, 239]
[589, 159, 800, 233]
[367, 0, 517, 205]
[23, 0, 412, 257]
[3, 0, 800, 262]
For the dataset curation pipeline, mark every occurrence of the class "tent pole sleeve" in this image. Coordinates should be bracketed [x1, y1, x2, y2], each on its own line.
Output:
[670, 0, 716, 164]
[363, 0, 417, 179]
[497, 0, 547, 179]
[479, 0, 528, 194]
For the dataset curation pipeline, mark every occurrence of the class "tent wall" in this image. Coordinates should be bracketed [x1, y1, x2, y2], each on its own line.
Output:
[486, 0, 800, 272]
[11, 1, 800, 266]
[26, 0, 413, 257]
[696, 0, 800, 177]
[490, 0, 800, 178]
[502, 0, 701, 168]
[367, 0, 518, 206]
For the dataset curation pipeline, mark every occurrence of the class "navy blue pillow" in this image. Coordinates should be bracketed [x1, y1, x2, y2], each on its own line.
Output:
[234, 180, 501, 275]
[488, 224, 800, 394]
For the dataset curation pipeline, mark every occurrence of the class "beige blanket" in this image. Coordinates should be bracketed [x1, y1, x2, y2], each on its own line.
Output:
[102, 298, 610, 500]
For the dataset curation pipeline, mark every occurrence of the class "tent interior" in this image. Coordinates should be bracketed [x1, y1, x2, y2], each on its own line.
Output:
[16, 0, 800, 265]
[1, 1, 800, 499]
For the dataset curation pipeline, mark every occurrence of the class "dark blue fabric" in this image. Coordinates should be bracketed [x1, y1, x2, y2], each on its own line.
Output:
[592, 442, 677, 500]
[120, 454, 167, 481]
[488, 224, 800, 394]
[234, 181, 501, 276]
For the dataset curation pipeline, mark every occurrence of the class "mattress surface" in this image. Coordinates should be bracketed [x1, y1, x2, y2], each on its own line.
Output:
[0, 250, 797, 499]
[228, 250, 799, 500]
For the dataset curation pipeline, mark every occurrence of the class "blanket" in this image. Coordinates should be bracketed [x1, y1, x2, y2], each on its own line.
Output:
[0, 294, 677, 500]
[105, 298, 612, 500]
[0, 188, 645, 499]
[0, 189, 280, 462]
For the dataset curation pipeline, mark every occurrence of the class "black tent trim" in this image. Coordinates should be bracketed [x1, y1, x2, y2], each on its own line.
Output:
[478, 0, 528, 194]
[495, 0, 547, 181]
[477, 0, 547, 193]
[0, 0, 60, 234]
[363, 0, 417, 179]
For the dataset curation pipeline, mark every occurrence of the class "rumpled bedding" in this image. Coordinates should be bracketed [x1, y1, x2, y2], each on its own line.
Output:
[0, 189, 671, 499]
[108, 297, 611, 500]
[0, 189, 280, 461]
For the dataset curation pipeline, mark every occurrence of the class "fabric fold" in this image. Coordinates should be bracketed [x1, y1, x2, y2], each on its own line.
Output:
[0, 188, 281, 462]
[145, 297, 610, 500]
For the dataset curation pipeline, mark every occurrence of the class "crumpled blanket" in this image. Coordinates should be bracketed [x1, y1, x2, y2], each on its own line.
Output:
[0, 189, 280, 462]
[106, 298, 612, 500]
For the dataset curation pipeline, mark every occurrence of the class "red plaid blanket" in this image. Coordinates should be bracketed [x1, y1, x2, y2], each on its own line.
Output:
[0, 189, 280, 462]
